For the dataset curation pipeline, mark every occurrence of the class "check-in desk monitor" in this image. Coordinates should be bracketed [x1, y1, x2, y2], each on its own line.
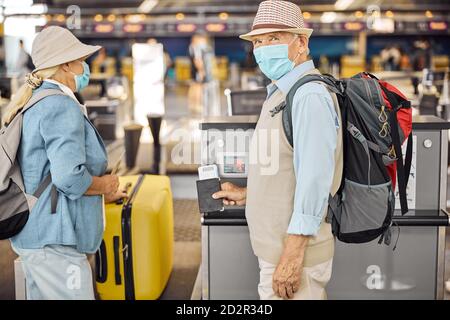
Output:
[220, 152, 248, 178]
[225, 88, 267, 116]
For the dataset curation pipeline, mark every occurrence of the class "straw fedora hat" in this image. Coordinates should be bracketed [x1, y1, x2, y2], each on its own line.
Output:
[240, 0, 313, 41]
[31, 26, 101, 72]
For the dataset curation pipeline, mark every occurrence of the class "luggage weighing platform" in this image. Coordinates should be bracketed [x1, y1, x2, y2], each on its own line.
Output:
[198, 115, 450, 300]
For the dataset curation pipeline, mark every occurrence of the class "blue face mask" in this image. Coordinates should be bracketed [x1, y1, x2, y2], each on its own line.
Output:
[253, 39, 300, 81]
[71, 61, 90, 92]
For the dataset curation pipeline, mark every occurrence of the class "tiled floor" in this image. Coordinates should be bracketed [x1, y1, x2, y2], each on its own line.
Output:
[160, 199, 201, 300]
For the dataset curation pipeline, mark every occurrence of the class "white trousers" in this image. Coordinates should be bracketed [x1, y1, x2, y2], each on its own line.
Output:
[11, 244, 95, 300]
[258, 258, 333, 300]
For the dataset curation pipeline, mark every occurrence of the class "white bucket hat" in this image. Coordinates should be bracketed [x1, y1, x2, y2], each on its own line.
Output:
[239, 0, 313, 41]
[31, 26, 101, 72]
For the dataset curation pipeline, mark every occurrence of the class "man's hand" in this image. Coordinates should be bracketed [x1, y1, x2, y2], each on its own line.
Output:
[212, 182, 247, 206]
[273, 234, 310, 299]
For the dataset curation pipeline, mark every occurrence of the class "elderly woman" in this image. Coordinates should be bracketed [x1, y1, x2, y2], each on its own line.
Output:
[4, 26, 126, 300]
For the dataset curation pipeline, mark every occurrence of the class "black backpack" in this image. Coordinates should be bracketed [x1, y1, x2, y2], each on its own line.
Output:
[271, 72, 413, 247]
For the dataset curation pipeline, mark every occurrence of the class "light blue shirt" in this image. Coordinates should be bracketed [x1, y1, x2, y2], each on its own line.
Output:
[11, 81, 108, 254]
[267, 60, 340, 236]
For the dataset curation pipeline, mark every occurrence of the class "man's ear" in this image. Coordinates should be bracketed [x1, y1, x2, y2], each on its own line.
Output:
[299, 36, 308, 54]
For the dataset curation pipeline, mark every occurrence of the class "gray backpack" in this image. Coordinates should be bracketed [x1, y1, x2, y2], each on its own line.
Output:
[271, 72, 413, 247]
[0, 89, 64, 239]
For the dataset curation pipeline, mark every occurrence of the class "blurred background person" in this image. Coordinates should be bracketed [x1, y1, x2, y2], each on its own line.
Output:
[411, 39, 433, 95]
[15, 40, 34, 86]
[187, 33, 214, 115]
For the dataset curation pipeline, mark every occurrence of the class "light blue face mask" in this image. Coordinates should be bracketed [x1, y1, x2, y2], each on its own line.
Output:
[71, 61, 90, 92]
[253, 38, 300, 81]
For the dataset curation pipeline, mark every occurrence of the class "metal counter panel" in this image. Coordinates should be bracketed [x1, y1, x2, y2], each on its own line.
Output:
[208, 225, 259, 300]
[327, 227, 438, 300]
[414, 131, 441, 210]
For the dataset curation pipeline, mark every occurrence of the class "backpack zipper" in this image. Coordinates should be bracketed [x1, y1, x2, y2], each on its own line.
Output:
[363, 79, 392, 139]
[362, 79, 379, 118]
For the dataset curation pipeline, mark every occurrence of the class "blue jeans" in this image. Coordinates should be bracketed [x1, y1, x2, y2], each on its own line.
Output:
[11, 244, 95, 300]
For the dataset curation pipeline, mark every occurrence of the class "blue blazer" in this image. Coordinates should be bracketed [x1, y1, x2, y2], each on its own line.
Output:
[11, 81, 108, 253]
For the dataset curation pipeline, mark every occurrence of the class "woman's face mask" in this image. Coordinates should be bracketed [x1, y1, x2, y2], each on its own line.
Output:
[69, 61, 90, 92]
[253, 36, 301, 81]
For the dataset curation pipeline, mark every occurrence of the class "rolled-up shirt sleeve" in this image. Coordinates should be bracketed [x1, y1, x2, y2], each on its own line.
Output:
[39, 96, 93, 200]
[287, 85, 339, 236]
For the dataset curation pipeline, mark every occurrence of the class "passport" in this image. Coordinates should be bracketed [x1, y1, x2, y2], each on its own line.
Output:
[196, 178, 224, 213]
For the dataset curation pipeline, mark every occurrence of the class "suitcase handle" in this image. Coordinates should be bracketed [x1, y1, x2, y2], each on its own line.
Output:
[115, 182, 132, 205]
[125, 175, 145, 206]
[113, 236, 122, 285]
[95, 240, 107, 283]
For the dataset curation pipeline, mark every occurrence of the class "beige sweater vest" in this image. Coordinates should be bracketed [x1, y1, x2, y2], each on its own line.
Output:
[245, 68, 343, 267]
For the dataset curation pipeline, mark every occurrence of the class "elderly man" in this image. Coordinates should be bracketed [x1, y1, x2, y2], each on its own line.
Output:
[213, 0, 343, 300]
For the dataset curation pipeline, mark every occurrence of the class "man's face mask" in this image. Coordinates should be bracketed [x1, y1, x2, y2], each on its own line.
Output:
[70, 61, 90, 92]
[253, 35, 301, 81]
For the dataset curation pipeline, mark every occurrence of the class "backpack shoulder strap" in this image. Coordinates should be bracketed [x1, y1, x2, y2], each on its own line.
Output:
[282, 74, 342, 148]
[20, 88, 65, 115]
[21, 89, 64, 214]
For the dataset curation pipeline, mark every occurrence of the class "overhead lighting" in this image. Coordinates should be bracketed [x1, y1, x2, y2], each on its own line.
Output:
[94, 14, 103, 22]
[344, 22, 363, 31]
[354, 10, 364, 18]
[125, 14, 146, 23]
[372, 18, 395, 33]
[95, 24, 114, 33]
[4, 16, 47, 37]
[177, 23, 196, 33]
[303, 11, 311, 20]
[385, 10, 394, 18]
[123, 24, 144, 33]
[55, 14, 65, 22]
[2, 0, 32, 6]
[107, 14, 116, 22]
[219, 12, 229, 20]
[429, 21, 447, 30]
[334, 0, 354, 10]
[206, 23, 226, 32]
[138, 0, 158, 13]
[176, 13, 185, 21]
[425, 10, 433, 18]
[4, 2, 48, 15]
[321, 12, 337, 23]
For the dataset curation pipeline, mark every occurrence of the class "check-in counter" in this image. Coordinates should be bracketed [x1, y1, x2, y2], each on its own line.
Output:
[199, 115, 450, 300]
[199, 116, 257, 300]
[85, 98, 120, 143]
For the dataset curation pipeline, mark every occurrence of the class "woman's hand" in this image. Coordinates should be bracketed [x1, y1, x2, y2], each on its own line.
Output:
[212, 182, 247, 206]
[104, 189, 129, 204]
[85, 174, 120, 196]
[102, 174, 120, 195]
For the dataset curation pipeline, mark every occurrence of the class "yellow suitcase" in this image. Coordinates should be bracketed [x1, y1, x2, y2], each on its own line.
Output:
[95, 174, 174, 300]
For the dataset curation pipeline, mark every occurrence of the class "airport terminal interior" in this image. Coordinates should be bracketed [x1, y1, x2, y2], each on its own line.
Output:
[0, 0, 450, 300]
